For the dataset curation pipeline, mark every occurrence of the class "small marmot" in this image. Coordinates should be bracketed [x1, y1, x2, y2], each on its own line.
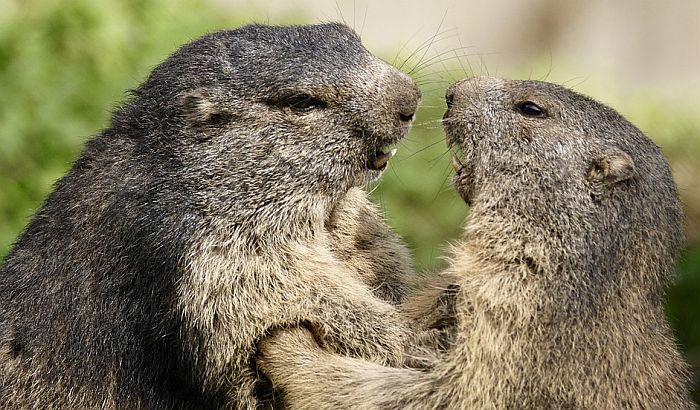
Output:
[258, 77, 694, 409]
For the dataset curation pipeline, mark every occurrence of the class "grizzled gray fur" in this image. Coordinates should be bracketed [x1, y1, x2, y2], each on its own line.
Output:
[0, 23, 421, 408]
[259, 78, 694, 409]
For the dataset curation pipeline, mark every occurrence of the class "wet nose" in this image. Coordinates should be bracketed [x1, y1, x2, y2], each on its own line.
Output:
[445, 78, 472, 110]
[390, 73, 421, 123]
[397, 87, 420, 122]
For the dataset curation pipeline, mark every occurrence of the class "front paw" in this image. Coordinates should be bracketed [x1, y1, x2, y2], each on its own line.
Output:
[257, 327, 322, 381]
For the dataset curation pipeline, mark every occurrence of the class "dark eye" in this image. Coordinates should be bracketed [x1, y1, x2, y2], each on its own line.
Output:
[276, 94, 326, 113]
[515, 101, 547, 118]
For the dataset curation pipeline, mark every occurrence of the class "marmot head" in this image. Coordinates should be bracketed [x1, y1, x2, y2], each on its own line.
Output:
[444, 77, 682, 305]
[110, 23, 420, 223]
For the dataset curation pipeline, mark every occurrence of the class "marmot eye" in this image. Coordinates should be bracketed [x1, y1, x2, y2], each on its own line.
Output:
[515, 101, 547, 118]
[277, 94, 326, 112]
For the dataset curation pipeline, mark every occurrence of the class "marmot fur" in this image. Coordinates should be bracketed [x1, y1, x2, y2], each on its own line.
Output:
[0, 23, 421, 409]
[258, 77, 694, 409]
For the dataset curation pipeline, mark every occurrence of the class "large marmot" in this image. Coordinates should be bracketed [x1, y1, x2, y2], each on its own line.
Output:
[0, 23, 421, 408]
[258, 77, 694, 409]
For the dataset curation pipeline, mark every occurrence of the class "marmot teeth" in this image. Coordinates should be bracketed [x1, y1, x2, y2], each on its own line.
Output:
[371, 147, 397, 170]
[451, 153, 464, 173]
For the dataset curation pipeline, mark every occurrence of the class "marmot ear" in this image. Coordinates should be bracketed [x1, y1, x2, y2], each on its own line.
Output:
[178, 88, 229, 125]
[587, 150, 636, 187]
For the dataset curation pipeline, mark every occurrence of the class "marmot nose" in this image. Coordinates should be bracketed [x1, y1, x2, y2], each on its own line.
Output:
[445, 77, 502, 110]
[399, 111, 414, 122]
[396, 83, 421, 123]
[445, 89, 455, 109]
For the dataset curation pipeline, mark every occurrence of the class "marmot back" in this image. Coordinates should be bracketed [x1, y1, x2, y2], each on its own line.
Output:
[258, 77, 694, 409]
[0, 23, 421, 408]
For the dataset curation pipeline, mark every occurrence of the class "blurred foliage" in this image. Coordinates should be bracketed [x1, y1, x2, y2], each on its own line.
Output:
[0, 0, 699, 402]
[0, 0, 260, 252]
[668, 247, 700, 399]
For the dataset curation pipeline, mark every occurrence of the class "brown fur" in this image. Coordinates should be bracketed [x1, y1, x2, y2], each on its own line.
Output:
[258, 77, 694, 409]
[326, 187, 413, 305]
[0, 23, 422, 409]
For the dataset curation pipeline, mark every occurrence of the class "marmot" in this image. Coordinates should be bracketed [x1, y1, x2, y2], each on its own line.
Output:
[0, 23, 422, 408]
[258, 77, 694, 409]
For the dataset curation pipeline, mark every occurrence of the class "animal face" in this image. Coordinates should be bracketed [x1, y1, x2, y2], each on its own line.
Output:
[443, 77, 682, 288]
[443, 77, 637, 208]
[121, 23, 420, 208]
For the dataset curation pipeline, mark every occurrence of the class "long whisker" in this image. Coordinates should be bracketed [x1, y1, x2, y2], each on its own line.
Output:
[391, 28, 423, 67]
[334, 0, 347, 26]
[400, 10, 449, 72]
[432, 159, 455, 202]
[409, 49, 486, 77]
[394, 28, 459, 71]
[397, 138, 447, 162]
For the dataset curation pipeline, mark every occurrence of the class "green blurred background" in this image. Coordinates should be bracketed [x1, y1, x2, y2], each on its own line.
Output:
[1, 0, 699, 401]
